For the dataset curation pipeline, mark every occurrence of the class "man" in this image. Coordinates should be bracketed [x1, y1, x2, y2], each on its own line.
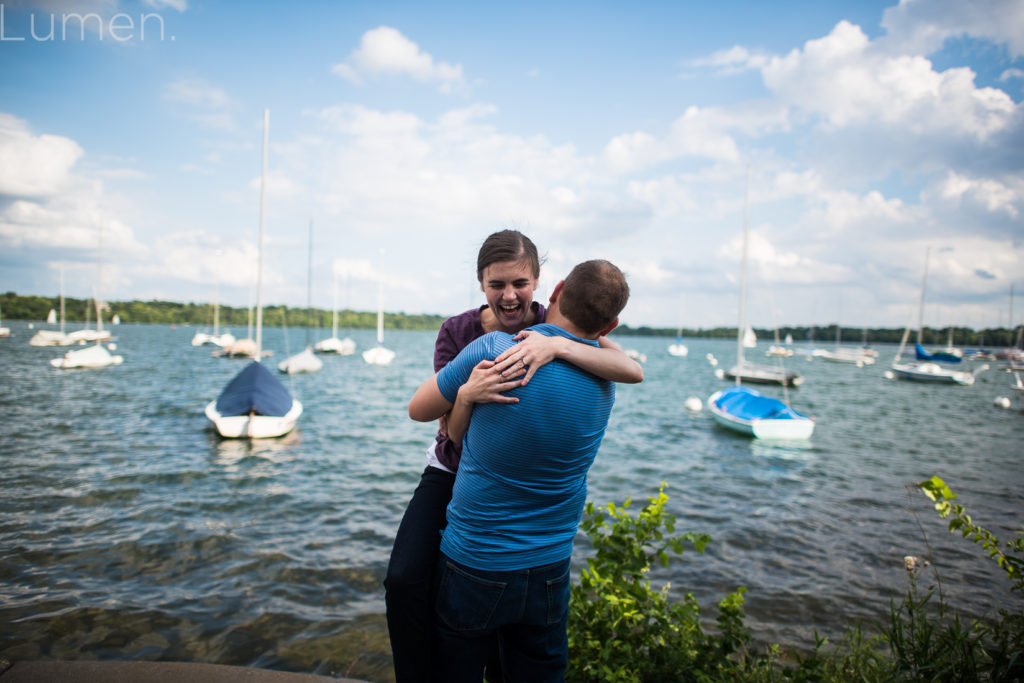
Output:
[407, 259, 632, 682]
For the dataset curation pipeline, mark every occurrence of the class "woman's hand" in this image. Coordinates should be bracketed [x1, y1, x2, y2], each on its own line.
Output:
[494, 330, 566, 385]
[458, 359, 525, 405]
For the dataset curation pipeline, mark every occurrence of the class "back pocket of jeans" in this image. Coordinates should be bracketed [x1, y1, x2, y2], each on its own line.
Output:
[545, 565, 571, 626]
[436, 560, 506, 632]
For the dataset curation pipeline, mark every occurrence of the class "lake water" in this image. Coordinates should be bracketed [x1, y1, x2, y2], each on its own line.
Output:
[1, 321, 1022, 682]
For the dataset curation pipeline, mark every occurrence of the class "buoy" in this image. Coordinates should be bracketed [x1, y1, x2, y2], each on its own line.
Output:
[994, 396, 1011, 409]
[714, 368, 725, 379]
[108, 342, 117, 351]
[684, 397, 702, 412]
[883, 370, 895, 380]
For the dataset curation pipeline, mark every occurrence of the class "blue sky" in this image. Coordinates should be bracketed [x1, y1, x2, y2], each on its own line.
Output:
[1, 0, 1022, 331]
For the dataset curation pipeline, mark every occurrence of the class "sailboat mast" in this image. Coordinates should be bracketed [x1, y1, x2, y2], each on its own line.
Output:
[331, 273, 339, 338]
[255, 109, 269, 358]
[917, 246, 930, 345]
[96, 221, 104, 335]
[306, 219, 313, 348]
[59, 267, 65, 334]
[213, 276, 220, 336]
[377, 277, 384, 345]
[736, 167, 750, 384]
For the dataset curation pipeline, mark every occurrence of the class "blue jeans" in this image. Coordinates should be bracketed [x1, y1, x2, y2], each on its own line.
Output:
[433, 553, 571, 683]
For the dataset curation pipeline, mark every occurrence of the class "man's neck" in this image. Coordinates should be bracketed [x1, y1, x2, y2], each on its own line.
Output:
[543, 311, 595, 340]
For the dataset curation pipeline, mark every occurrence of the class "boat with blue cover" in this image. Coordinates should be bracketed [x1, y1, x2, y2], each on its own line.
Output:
[708, 385, 814, 439]
[707, 168, 813, 440]
[205, 110, 302, 439]
[205, 361, 302, 438]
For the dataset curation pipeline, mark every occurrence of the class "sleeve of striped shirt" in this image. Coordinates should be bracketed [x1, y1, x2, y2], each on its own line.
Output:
[436, 335, 491, 404]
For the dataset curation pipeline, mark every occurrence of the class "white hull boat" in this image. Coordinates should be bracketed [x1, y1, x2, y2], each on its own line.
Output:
[50, 343, 123, 369]
[278, 345, 323, 374]
[315, 336, 356, 355]
[820, 347, 876, 366]
[708, 386, 814, 440]
[890, 361, 978, 385]
[30, 329, 73, 346]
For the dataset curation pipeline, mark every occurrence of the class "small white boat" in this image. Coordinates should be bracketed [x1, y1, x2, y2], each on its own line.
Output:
[724, 361, 803, 387]
[765, 345, 793, 358]
[214, 338, 260, 358]
[625, 348, 647, 363]
[743, 325, 757, 348]
[315, 271, 357, 355]
[0, 302, 10, 338]
[667, 301, 688, 356]
[362, 252, 394, 366]
[708, 386, 814, 440]
[315, 335, 356, 355]
[32, 270, 71, 345]
[362, 344, 396, 365]
[50, 343, 123, 369]
[278, 345, 323, 374]
[667, 342, 688, 357]
[890, 361, 979, 385]
[820, 347, 876, 366]
[279, 220, 323, 375]
[30, 329, 73, 346]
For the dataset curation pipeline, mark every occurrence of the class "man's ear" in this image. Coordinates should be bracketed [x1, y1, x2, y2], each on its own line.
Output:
[548, 280, 565, 304]
[598, 317, 619, 338]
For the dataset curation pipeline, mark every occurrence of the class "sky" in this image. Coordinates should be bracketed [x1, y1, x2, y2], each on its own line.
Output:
[0, 0, 1022, 331]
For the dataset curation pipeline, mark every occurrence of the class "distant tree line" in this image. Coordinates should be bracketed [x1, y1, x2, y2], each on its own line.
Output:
[2, 291, 1022, 347]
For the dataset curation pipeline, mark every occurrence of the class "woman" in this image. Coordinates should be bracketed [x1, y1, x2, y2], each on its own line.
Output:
[384, 230, 642, 682]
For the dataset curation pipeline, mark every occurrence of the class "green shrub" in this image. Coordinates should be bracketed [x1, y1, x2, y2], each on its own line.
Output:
[566, 478, 1023, 682]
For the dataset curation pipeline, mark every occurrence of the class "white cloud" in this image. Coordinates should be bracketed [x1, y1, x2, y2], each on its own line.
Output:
[0, 113, 83, 197]
[332, 26, 467, 94]
[162, 79, 236, 131]
[880, 0, 1024, 58]
[685, 45, 771, 74]
[761, 20, 1017, 141]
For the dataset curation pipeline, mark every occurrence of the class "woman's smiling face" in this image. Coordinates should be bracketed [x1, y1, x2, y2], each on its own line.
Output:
[480, 259, 538, 333]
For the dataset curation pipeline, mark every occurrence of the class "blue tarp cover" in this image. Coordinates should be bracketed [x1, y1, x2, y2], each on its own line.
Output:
[914, 343, 962, 364]
[215, 361, 294, 417]
[714, 385, 806, 421]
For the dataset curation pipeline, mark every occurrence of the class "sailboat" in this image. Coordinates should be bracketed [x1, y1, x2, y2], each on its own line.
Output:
[362, 250, 396, 366]
[890, 248, 985, 385]
[708, 168, 814, 440]
[278, 220, 323, 374]
[315, 271, 356, 355]
[667, 297, 688, 357]
[192, 279, 235, 348]
[743, 325, 757, 349]
[51, 225, 123, 369]
[66, 238, 113, 346]
[206, 110, 302, 439]
[46, 308, 57, 325]
[31, 269, 72, 346]
[819, 321, 875, 366]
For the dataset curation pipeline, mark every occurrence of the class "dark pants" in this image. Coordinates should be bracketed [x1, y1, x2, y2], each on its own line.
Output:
[433, 554, 571, 683]
[384, 466, 456, 683]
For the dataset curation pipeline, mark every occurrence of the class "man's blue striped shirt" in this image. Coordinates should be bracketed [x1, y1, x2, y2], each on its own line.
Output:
[436, 323, 615, 571]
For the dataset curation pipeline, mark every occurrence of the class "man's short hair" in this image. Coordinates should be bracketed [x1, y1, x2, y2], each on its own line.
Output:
[558, 260, 630, 336]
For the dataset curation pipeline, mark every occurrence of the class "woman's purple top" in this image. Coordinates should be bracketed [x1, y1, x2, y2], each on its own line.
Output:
[431, 301, 546, 471]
